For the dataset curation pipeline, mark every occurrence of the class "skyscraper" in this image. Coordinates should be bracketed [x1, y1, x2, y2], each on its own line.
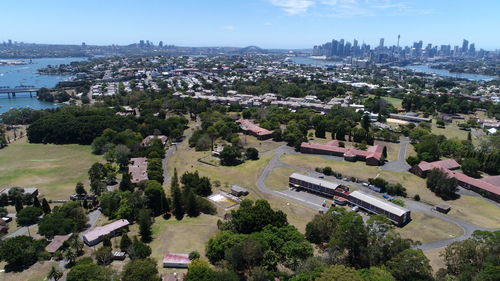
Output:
[462, 39, 469, 53]
[379, 38, 384, 48]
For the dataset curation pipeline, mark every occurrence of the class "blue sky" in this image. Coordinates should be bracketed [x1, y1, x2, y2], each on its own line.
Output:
[1, 0, 499, 49]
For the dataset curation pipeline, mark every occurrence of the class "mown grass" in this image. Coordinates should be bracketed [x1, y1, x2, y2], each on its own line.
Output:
[397, 211, 463, 244]
[265, 166, 302, 191]
[0, 138, 102, 200]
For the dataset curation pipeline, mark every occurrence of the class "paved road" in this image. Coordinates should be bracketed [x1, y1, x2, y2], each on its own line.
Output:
[381, 138, 411, 172]
[255, 144, 499, 251]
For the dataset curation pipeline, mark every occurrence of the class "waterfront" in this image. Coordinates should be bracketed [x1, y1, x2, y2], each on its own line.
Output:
[0, 57, 87, 114]
[401, 64, 497, 81]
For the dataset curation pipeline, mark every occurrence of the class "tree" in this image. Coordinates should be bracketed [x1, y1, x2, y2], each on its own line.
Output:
[33, 196, 41, 208]
[316, 265, 364, 281]
[357, 266, 396, 281]
[171, 169, 185, 220]
[64, 248, 78, 265]
[14, 196, 23, 212]
[144, 181, 168, 216]
[329, 211, 368, 268]
[114, 144, 131, 168]
[426, 169, 458, 200]
[102, 235, 112, 247]
[120, 172, 133, 192]
[16, 206, 42, 226]
[361, 114, 371, 131]
[0, 236, 46, 270]
[128, 237, 152, 260]
[0, 207, 7, 217]
[189, 251, 201, 260]
[75, 182, 87, 195]
[229, 199, 288, 234]
[138, 209, 153, 243]
[220, 145, 242, 166]
[89, 162, 107, 195]
[185, 190, 200, 217]
[38, 212, 75, 237]
[41, 198, 51, 214]
[67, 261, 117, 281]
[120, 233, 132, 252]
[94, 246, 113, 265]
[122, 258, 161, 281]
[387, 249, 433, 281]
[245, 147, 259, 160]
[461, 158, 481, 178]
[48, 266, 63, 281]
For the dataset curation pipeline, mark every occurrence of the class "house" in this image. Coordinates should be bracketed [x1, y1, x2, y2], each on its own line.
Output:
[163, 253, 191, 268]
[83, 219, 130, 246]
[45, 233, 73, 253]
[230, 185, 249, 197]
[140, 135, 168, 147]
[128, 157, 148, 183]
[410, 159, 461, 177]
[348, 190, 411, 226]
[300, 140, 385, 166]
[236, 119, 273, 140]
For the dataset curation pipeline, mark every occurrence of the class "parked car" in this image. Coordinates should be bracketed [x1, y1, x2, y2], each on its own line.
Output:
[351, 206, 359, 212]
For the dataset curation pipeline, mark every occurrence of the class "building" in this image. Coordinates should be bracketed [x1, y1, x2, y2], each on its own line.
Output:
[389, 113, 431, 123]
[0, 187, 39, 199]
[289, 173, 348, 198]
[236, 119, 272, 140]
[128, 157, 148, 183]
[163, 253, 191, 268]
[348, 191, 411, 226]
[140, 135, 168, 147]
[410, 159, 461, 177]
[411, 160, 500, 202]
[45, 233, 73, 253]
[300, 140, 384, 166]
[230, 185, 249, 197]
[83, 219, 130, 246]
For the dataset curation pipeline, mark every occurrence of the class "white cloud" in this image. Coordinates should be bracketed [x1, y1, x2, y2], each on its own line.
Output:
[271, 0, 430, 17]
[269, 0, 315, 15]
[223, 25, 236, 31]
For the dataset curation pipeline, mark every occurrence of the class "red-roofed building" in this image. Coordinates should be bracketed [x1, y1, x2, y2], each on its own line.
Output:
[411, 160, 500, 202]
[163, 253, 191, 268]
[236, 119, 272, 140]
[46, 233, 73, 253]
[300, 141, 385, 166]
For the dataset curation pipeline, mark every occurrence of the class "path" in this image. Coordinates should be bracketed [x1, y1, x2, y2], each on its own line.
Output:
[255, 144, 498, 251]
[380, 138, 411, 172]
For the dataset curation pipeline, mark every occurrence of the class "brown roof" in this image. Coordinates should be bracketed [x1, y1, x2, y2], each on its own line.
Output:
[128, 157, 148, 183]
[237, 119, 272, 136]
[140, 135, 168, 147]
[45, 233, 73, 253]
[416, 159, 461, 172]
[301, 142, 383, 161]
[481, 176, 500, 187]
[441, 169, 500, 196]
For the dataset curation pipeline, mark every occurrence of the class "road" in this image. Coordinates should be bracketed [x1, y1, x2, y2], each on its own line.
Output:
[381, 138, 411, 172]
[255, 142, 499, 251]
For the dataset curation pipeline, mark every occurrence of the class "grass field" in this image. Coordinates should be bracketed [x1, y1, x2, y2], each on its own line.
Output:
[280, 153, 500, 229]
[397, 211, 463, 244]
[0, 260, 59, 281]
[424, 247, 447, 273]
[365, 95, 403, 108]
[239, 133, 285, 153]
[265, 166, 303, 191]
[374, 140, 400, 161]
[0, 138, 102, 200]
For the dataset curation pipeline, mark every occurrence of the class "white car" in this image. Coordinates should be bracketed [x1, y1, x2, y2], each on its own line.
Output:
[351, 206, 359, 212]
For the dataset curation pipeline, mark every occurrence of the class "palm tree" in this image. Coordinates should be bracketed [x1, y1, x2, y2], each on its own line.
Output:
[63, 248, 77, 265]
[69, 237, 84, 255]
[47, 266, 63, 281]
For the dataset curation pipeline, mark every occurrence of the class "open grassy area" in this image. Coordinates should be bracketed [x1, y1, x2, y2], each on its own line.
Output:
[0, 138, 102, 200]
[365, 95, 403, 108]
[149, 214, 220, 273]
[265, 166, 302, 191]
[424, 247, 447, 273]
[239, 133, 285, 153]
[397, 211, 463, 244]
[280, 153, 500, 229]
[1, 260, 59, 281]
[374, 140, 400, 161]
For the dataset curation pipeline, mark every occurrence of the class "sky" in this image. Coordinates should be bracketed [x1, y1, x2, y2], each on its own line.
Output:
[1, 0, 499, 50]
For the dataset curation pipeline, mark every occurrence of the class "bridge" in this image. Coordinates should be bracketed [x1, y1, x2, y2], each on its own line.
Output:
[0, 86, 40, 97]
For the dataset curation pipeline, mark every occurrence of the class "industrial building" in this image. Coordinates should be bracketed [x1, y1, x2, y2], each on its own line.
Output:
[348, 190, 411, 226]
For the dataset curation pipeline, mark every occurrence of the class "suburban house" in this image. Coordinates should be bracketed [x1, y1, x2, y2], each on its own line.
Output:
[236, 119, 273, 140]
[140, 135, 168, 147]
[300, 140, 385, 165]
[128, 157, 148, 183]
[163, 253, 191, 268]
[83, 219, 130, 246]
[411, 159, 500, 202]
[45, 233, 73, 253]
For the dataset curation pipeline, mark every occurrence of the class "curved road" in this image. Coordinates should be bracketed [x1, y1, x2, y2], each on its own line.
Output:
[255, 143, 498, 250]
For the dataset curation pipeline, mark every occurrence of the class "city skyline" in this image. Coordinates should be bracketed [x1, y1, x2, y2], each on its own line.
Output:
[1, 0, 499, 49]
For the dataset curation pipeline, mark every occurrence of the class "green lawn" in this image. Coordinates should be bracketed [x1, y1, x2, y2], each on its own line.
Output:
[397, 211, 463, 244]
[265, 166, 301, 191]
[0, 138, 102, 200]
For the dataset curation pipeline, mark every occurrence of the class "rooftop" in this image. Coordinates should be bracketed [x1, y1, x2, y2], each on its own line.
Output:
[83, 219, 129, 242]
[290, 173, 340, 190]
[349, 190, 410, 216]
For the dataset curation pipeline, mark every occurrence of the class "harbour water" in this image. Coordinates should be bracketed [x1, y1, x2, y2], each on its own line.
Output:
[401, 64, 497, 82]
[0, 57, 87, 114]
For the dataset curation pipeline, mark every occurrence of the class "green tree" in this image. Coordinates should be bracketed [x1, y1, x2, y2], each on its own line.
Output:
[16, 206, 42, 226]
[387, 249, 433, 281]
[38, 212, 75, 237]
[119, 172, 133, 192]
[245, 147, 259, 160]
[220, 145, 242, 166]
[144, 181, 168, 216]
[357, 266, 396, 281]
[185, 190, 200, 217]
[461, 158, 481, 178]
[122, 258, 161, 281]
[14, 196, 23, 212]
[33, 196, 41, 208]
[329, 211, 368, 268]
[75, 182, 87, 195]
[138, 209, 153, 243]
[67, 261, 117, 281]
[41, 198, 51, 214]
[94, 246, 113, 265]
[0, 236, 46, 270]
[229, 199, 288, 234]
[47, 266, 63, 281]
[88, 162, 107, 195]
[171, 169, 185, 220]
[128, 237, 152, 260]
[189, 251, 201, 260]
[120, 233, 132, 252]
[315, 265, 364, 281]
